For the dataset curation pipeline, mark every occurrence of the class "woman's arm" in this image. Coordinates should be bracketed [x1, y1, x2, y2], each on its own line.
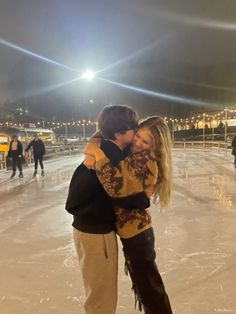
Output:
[94, 149, 158, 198]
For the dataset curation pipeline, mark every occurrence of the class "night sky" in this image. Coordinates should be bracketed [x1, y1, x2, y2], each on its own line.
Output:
[1, 0, 236, 120]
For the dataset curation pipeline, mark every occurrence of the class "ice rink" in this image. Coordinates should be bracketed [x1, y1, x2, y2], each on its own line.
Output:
[0, 148, 235, 314]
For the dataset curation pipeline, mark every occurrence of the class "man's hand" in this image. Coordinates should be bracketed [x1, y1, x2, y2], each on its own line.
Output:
[84, 154, 96, 169]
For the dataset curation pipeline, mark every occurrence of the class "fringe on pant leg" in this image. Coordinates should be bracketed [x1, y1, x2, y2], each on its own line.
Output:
[124, 258, 143, 312]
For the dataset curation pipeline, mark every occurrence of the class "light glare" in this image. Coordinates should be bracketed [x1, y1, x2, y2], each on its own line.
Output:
[82, 70, 95, 81]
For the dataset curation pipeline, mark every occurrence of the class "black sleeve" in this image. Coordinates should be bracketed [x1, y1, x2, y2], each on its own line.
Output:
[113, 192, 150, 210]
[25, 141, 32, 152]
[65, 164, 87, 214]
[18, 142, 23, 155]
[42, 141, 46, 155]
[65, 164, 105, 215]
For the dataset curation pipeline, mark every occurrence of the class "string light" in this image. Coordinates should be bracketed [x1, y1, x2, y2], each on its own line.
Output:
[1, 108, 236, 130]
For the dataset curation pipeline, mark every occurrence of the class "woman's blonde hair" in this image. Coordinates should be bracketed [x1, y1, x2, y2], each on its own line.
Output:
[138, 116, 172, 209]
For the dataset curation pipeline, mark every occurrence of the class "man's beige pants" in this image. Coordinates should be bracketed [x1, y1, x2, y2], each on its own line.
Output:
[73, 228, 118, 314]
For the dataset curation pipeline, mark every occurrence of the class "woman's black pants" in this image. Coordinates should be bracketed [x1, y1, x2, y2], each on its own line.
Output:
[121, 228, 173, 314]
[12, 156, 22, 172]
[34, 155, 44, 170]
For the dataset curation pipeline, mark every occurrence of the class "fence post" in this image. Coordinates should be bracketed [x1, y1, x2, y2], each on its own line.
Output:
[0, 152, 6, 170]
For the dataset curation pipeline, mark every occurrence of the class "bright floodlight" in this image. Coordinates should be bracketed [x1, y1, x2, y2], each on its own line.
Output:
[82, 70, 95, 81]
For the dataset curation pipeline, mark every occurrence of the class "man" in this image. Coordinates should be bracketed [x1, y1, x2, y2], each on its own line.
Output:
[25, 134, 45, 177]
[8, 135, 23, 178]
[66, 105, 150, 314]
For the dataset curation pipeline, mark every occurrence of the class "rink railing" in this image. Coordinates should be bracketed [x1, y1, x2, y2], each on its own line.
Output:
[25, 142, 85, 164]
[0, 141, 231, 170]
[173, 141, 229, 151]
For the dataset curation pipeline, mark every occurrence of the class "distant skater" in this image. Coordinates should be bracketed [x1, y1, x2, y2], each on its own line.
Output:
[25, 134, 45, 177]
[7, 135, 23, 179]
[231, 135, 236, 168]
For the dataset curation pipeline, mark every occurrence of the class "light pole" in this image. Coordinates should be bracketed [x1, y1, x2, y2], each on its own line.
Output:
[82, 123, 86, 141]
[88, 99, 94, 121]
[211, 119, 217, 142]
[81, 70, 95, 138]
[65, 123, 68, 139]
[172, 119, 175, 143]
[203, 113, 206, 146]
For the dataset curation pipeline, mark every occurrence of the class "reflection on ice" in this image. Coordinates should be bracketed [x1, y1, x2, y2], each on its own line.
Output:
[210, 175, 234, 208]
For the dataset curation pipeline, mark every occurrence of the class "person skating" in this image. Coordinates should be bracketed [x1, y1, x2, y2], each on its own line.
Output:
[7, 135, 23, 178]
[25, 134, 45, 177]
[231, 135, 236, 168]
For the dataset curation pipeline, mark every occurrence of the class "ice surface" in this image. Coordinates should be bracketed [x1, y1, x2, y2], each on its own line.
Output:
[0, 149, 235, 313]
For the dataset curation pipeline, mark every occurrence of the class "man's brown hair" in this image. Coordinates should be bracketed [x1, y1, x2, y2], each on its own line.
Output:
[98, 105, 139, 140]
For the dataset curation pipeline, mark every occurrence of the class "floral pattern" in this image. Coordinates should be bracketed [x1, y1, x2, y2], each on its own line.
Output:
[96, 150, 157, 238]
[115, 207, 151, 230]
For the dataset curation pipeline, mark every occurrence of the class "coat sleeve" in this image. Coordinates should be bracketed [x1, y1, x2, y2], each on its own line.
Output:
[18, 142, 23, 155]
[95, 149, 158, 198]
[25, 141, 32, 152]
[42, 141, 46, 155]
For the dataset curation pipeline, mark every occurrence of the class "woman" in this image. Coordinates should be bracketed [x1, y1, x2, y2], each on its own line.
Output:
[7, 135, 23, 178]
[84, 116, 173, 314]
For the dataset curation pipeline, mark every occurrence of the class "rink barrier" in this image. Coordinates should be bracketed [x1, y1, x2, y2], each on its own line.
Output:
[23, 142, 86, 164]
[0, 141, 229, 170]
[173, 141, 228, 151]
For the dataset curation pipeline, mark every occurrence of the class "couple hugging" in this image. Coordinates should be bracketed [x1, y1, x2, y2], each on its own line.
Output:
[66, 105, 173, 314]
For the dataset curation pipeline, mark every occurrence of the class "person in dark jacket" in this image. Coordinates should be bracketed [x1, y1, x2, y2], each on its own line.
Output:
[8, 135, 23, 178]
[66, 105, 150, 314]
[231, 135, 236, 168]
[25, 134, 45, 177]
